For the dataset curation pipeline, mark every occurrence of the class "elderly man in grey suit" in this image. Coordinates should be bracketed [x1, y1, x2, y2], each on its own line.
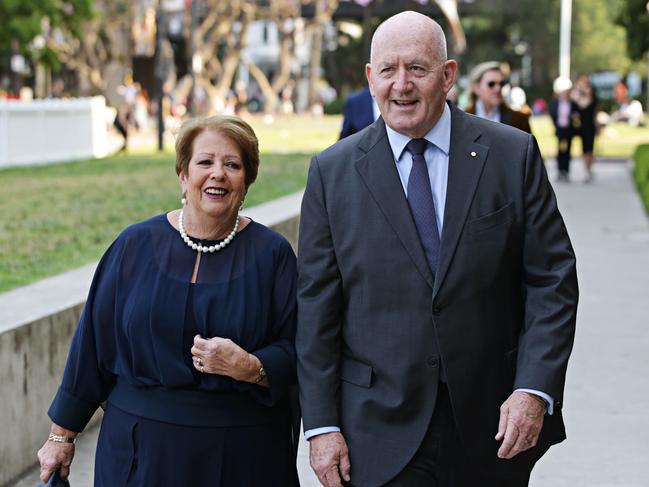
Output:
[297, 11, 577, 487]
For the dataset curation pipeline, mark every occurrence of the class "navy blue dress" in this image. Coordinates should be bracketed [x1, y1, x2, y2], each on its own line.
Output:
[48, 214, 300, 486]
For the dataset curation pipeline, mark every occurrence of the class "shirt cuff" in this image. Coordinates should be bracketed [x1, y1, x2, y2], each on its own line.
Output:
[515, 388, 555, 415]
[304, 426, 341, 440]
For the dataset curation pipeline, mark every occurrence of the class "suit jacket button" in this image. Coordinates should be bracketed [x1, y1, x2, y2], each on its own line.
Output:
[432, 306, 441, 315]
[427, 356, 439, 367]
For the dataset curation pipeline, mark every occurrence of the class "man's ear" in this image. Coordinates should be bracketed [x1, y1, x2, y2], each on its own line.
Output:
[365, 63, 374, 97]
[443, 60, 458, 92]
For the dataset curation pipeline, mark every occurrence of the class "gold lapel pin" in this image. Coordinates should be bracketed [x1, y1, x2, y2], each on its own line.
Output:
[470, 151, 477, 157]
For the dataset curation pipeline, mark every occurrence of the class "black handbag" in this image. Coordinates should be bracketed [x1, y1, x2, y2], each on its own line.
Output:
[35, 469, 70, 487]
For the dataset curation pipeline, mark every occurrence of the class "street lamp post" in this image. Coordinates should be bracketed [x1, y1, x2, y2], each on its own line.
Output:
[188, 0, 199, 116]
[155, 4, 166, 152]
[559, 0, 572, 80]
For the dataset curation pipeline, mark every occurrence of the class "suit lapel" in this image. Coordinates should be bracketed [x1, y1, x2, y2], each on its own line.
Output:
[434, 107, 489, 297]
[355, 119, 435, 289]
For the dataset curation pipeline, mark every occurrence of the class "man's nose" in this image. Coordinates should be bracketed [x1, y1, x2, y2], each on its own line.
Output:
[393, 67, 412, 91]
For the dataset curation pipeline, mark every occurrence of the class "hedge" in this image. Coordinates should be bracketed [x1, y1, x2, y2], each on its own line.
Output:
[633, 144, 649, 213]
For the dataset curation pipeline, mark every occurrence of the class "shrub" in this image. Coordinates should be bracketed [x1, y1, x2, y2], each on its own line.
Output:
[633, 144, 649, 213]
[324, 96, 345, 115]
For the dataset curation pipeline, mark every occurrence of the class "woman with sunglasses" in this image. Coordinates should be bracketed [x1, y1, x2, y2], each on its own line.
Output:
[465, 61, 532, 133]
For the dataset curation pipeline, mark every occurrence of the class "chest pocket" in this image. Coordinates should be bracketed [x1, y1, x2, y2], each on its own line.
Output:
[467, 202, 515, 237]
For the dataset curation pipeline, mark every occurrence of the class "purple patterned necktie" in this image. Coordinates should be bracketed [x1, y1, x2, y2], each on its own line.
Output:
[406, 138, 440, 276]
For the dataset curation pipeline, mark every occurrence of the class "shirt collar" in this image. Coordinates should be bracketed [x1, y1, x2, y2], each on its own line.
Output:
[475, 100, 501, 121]
[386, 103, 451, 161]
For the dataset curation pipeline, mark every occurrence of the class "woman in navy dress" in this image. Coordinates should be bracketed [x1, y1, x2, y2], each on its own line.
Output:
[37, 115, 300, 486]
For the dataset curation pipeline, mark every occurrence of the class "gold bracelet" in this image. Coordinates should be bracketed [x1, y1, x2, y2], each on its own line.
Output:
[48, 433, 75, 444]
[253, 366, 267, 384]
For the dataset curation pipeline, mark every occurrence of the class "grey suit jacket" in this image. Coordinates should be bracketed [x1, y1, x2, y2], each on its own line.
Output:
[296, 105, 578, 486]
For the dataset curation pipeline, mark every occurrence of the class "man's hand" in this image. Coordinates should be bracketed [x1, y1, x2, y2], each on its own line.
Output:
[495, 391, 545, 459]
[309, 432, 351, 487]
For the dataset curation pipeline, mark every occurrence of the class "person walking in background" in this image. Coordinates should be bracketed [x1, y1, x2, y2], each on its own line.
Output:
[112, 102, 132, 153]
[113, 75, 138, 153]
[297, 11, 577, 487]
[571, 74, 598, 182]
[550, 77, 580, 182]
[339, 86, 378, 139]
[613, 78, 627, 106]
[465, 61, 532, 133]
[37, 115, 300, 486]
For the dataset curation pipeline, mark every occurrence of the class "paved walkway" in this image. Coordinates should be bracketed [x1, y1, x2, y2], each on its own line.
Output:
[13, 158, 649, 487]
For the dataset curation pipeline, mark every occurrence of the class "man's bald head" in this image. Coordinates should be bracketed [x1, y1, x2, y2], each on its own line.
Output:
[365, 10, 456, 138]
[370, 11, 447, 65]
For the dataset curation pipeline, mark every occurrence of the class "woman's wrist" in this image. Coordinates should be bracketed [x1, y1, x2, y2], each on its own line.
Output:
[51, 423, 78, 440]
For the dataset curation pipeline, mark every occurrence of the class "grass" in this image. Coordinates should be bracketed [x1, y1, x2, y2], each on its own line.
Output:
[258, 113, 649, 161]
[531, 115, 649, 160]
[0, 150, 311, 292]
[1, 112, 647, 292]
[256, 113, 649, 161]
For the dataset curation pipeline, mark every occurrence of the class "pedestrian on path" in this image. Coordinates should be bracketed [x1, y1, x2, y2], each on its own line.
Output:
[297, 11, 578, 487]
[571, 74, 598, 182]
[465, 61, 532, 133]
[37, 115, 300, 486]
[550, 77, 580, 182]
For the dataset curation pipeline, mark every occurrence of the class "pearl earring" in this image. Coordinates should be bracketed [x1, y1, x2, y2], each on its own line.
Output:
[181, 195, 187, 206]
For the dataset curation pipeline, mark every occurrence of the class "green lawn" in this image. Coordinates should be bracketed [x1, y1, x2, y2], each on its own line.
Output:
[1, 112, 646, 292]
[531, 115, 649, 160]
[0, 150, 312, 292]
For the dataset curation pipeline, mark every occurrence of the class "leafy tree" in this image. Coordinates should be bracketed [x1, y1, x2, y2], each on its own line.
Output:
[0, 0, 92, 69]
[572, 0, 631, 75]
[615, 0, 649, 61]
[47, 0, 130, 94]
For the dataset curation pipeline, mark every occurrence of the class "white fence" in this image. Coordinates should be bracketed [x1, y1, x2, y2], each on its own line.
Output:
[0, 97, 110, 168]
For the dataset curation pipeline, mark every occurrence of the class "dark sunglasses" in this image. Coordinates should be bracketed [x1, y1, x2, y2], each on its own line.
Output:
[487, 80, 506, 88]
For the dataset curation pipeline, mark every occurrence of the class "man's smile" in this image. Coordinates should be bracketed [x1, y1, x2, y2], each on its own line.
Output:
[392, 100, 418, 107]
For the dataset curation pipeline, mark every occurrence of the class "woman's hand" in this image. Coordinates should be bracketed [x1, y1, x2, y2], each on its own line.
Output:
[191, 335, 266, 385]
[37, 425, 77, 482]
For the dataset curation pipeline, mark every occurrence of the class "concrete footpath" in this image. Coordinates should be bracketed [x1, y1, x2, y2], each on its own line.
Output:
[13, 158, 649, 487]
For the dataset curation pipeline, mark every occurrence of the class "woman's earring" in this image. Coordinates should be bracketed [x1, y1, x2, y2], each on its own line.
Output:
[181, 194, 187, 206]
[239, 198, 245, 210]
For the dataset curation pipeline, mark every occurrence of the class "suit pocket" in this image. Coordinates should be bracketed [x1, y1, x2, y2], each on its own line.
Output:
[341, 355, 373, 388]
[468, 202, 515, 235]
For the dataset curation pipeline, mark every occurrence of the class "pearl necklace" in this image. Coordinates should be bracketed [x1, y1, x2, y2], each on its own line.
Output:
[178, 209, 239, 253]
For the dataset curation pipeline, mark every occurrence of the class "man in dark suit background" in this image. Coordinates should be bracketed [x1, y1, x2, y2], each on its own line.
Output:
[549, 76, 580, 182]
[297, 11, 577, 487]
[465, 61, 532, 134]
[339, 87, 377, 139]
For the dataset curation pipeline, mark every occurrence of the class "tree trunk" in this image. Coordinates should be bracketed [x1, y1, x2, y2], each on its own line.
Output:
[245, 59, 278, 114]
[308, 23, 323, 110]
